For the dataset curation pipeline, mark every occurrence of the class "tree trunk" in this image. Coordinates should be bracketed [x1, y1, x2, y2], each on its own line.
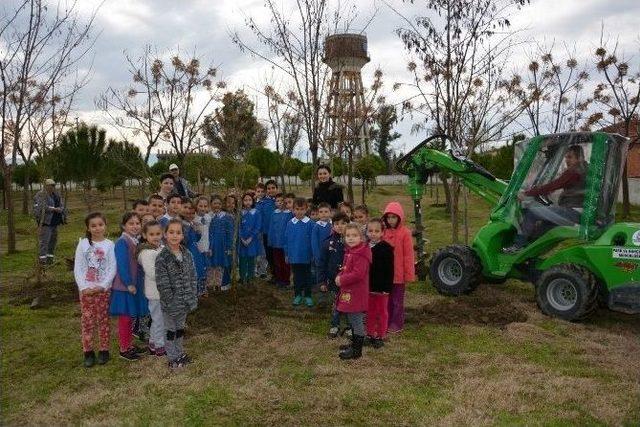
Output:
[622, 154, 630, 219]
[347, 151, 354, 203]
[22, 173, 29, 214]
[121, 183, 127, 211]
[3, 166, 17, 253]
[84, 182, 93, 212]
[463, 187, 469, 244]
[450, 178, 460, 244]
[310, 147, 318, 192]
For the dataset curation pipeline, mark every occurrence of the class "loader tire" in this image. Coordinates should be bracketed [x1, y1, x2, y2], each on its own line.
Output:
[535, 264, 598, 321]
[429, 245, 482, 296]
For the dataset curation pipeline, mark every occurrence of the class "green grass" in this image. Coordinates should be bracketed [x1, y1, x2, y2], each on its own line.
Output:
[1, 185, 639, 425]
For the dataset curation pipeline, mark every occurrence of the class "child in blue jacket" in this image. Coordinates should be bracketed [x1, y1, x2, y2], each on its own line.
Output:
[284, 197, 314, 307]
[311, 202, 333, 277]
[318, 212, 349, 338]
[208, 195, 232, 291]
[269, 193, 293, 287]
[238, 192, 262, 285]
[256, 180, 278, 278]
[181, 198, 207, 296]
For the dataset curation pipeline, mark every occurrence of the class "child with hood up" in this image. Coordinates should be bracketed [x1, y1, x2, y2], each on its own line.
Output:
[382, 202, 415, 333]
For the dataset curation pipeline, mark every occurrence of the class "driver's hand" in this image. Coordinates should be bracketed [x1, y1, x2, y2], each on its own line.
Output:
[517, 191, 526, 202]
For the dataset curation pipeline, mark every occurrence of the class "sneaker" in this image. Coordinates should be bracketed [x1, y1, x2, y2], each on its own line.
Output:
[371, 338, 385, 349]
[83, 351, 96, 368]
[292, 295, 303, 306]
[131, 345, 147, 355]
[304, 297, 314, 307]
[119, 349, 140, 361]
[153, 347, 166, 357]
[342, 327, 353, 338]
[177, 353, 192, 364]
[328, 327, 339, 339]
[97, 350, 110, 365]
[168, 360, 185, 369]
[363, 336, 373, 347]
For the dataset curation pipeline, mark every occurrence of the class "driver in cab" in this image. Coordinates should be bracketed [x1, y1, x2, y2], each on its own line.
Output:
[504, 145, 588, 253]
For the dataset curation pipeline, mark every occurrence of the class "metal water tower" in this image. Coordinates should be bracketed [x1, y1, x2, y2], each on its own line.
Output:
[323, 33, 370, 159]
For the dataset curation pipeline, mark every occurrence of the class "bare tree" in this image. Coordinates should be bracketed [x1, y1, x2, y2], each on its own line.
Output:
[1, 0, 97, 253]
[392, 0, 529, 243]
[264, 83, 303, 190]
[586, 30, 640, 218]
[97, 46, 168, 166]
[231, 0, 356, 184]
[506, 43, 591, 136]
[100, 48, 226, 166]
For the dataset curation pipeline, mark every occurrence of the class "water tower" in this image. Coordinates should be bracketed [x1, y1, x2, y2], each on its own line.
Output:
[323, 33, 370, 159]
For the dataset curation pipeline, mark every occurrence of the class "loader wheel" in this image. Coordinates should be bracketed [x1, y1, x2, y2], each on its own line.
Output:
[429, 245, 482, 295]
[535, 264, 598, 321]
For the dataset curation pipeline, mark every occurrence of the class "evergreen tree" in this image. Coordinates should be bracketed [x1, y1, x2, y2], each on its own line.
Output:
[370, 105, 401, 174]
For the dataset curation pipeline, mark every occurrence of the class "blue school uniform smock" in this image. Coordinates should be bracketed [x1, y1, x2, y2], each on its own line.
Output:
[283, 216, 314, 264]
[256, 196, 276, 235]
[110, 233, 149, 317]
[238, 208, 262, 257]
[184, 222, 207, 280]
[208, 211, 233, 268]
[268, 209, 292, 249]
[311, 220, 332, 265]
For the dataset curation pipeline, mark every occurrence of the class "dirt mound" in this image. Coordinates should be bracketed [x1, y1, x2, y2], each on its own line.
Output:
[189, 285, 283, 336]
[406, 295, 527, 327]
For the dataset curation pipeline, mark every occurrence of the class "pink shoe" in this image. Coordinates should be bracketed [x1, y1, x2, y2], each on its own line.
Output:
[153, 346, 166, 356]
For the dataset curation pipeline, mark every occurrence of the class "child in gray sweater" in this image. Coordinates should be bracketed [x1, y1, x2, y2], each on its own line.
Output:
[155, 219, 198, 369]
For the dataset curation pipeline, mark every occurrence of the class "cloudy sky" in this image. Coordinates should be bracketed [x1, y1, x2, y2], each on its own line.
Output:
[10, 0, 640, 159]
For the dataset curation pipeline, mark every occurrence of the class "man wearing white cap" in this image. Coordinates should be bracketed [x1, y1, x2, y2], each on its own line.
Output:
[33, 179, 67, 264]
[168, 163, 196, 198]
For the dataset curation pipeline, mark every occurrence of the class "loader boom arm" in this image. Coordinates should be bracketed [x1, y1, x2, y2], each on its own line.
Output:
[397, 143, 508, 204]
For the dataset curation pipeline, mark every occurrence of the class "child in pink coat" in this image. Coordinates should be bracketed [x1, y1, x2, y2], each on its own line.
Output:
[382, 202, 415, 333]
[335, 223, 372, 360]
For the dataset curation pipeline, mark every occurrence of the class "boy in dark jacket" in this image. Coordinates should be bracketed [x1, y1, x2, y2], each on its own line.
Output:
[317, 212, 349, 338]
[365, 218, 394, 348]
[155, 219, 198, 369]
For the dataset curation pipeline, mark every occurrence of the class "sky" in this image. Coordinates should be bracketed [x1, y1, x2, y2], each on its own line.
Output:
[7, 0, 640, 160]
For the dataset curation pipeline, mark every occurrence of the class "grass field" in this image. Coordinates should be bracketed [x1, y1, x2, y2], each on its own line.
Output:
[1, 185, 639, 426]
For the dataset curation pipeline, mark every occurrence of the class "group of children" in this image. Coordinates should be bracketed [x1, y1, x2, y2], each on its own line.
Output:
[73, 179, 415, 368]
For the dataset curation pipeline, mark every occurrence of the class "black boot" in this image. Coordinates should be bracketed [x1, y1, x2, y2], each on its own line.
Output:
[97, 350, 110, 365]
[339, 335, 364, 360]
[83, 351, 96, 368]
[339, 335, 353, 351]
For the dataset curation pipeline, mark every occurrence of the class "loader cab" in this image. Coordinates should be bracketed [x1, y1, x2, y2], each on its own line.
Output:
[507, 132, 628, 246]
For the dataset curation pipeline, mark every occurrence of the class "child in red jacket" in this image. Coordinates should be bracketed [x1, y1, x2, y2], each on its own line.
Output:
[382, 202, 415, 333]
[335, 223, 372, 360]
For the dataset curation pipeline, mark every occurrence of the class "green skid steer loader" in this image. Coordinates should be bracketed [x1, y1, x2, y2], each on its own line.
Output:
[397, 132, 640, 321]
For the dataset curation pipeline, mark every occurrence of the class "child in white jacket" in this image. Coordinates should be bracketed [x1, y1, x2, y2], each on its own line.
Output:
[74, 212, 117, 368]
[137, 220, 166, 356]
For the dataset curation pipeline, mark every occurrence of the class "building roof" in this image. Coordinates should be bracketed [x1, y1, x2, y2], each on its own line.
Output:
[599, 117, 640, 144]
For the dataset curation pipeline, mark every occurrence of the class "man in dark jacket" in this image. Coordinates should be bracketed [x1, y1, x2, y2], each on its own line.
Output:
[169, 163, 197, 198]
[317, 213, 349, 338]
[33, 179, 67, 264]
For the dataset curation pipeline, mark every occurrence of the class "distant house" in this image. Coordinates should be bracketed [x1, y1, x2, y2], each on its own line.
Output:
[600, 118, 640, 177]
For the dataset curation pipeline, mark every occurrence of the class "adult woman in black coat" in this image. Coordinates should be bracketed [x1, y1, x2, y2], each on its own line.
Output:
[312, 165, 344, 209]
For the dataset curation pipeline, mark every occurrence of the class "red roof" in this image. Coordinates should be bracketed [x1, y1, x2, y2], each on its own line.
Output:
[599, 118, 640, 144]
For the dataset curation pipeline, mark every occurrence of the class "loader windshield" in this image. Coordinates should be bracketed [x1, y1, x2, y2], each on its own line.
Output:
[504, 132, 629, 251]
